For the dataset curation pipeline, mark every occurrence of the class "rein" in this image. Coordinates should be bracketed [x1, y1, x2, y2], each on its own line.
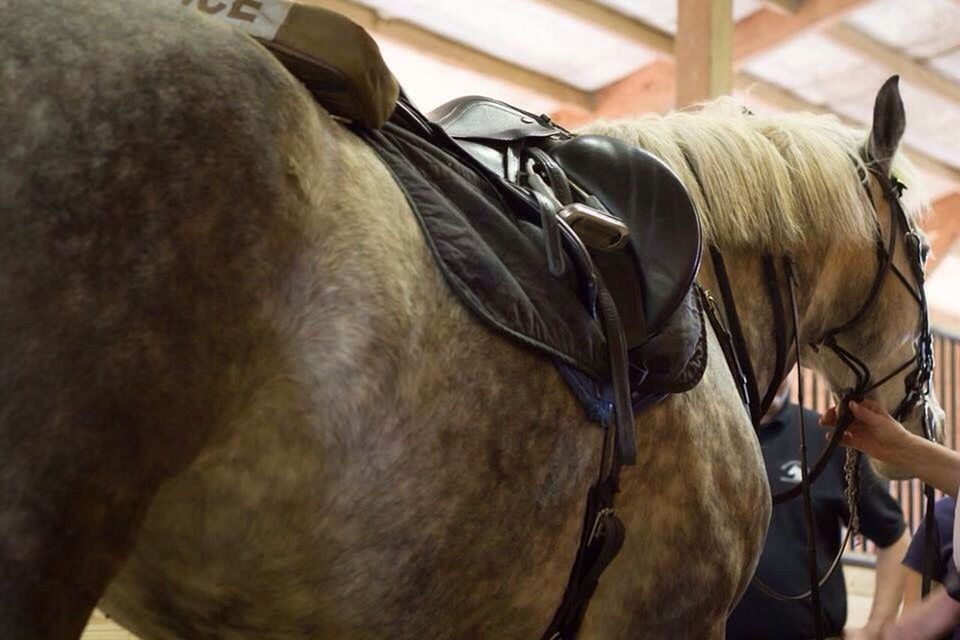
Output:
[702, 158, 935, 640]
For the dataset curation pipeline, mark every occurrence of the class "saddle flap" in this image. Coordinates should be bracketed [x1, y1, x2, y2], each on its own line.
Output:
[181, 0, 399, 127]
[263, 3, 399, 127]
[631, 286, 707, 394]
[430, 96, 562, 142]
[550, 136, 702, 335]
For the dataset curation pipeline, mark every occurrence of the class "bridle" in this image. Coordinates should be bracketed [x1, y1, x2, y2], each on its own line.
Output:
[703, 153, 936, 640]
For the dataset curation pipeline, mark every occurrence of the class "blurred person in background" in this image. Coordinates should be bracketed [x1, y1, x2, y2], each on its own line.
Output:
[900, 495, 959, 639]
[726, 378, 909, 640]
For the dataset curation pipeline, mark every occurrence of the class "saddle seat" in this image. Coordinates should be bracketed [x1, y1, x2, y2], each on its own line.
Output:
[430, 96, 703, 349]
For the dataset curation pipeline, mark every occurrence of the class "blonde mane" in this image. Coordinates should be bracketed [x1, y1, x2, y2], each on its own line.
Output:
[581, 98, 927, 252]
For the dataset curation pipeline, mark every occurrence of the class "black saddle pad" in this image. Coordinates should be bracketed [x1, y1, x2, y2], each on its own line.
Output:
[356, 119, 612, 380]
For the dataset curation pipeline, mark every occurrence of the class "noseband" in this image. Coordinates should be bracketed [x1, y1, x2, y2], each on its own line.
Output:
[703, 155, 935, 640]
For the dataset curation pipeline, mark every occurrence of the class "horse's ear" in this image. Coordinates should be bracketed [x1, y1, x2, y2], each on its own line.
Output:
[867, 75, 906, 175]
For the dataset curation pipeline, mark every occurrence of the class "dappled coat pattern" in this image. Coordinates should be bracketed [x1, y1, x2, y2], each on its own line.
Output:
[0, 1, 939, 639]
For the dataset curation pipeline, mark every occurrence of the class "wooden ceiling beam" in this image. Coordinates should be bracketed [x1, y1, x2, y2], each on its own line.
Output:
[825, 24, 960, 106]
[594, 58, 677, 118]
[733, 0, 868, 61]
[924, 192, 960, 274]
[676, 0, 733, 106]
[301, 0, 594, 109]
[762, 0, 805, 13]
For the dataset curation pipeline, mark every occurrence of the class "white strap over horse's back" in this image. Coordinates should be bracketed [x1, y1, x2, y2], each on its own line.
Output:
[178, 0, 295, 41]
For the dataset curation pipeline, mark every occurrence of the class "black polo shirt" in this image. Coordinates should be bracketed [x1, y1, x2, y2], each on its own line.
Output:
[902, 496, 960, 640]
[726, 402, 907, 639]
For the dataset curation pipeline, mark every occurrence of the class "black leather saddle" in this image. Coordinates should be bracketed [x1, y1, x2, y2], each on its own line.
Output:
[430, 96, 702, 350]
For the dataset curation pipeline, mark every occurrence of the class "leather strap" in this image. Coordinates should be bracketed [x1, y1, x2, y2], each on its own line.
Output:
[701, 287, 751, 413]
[787, 258, 824, 640]
[708, 246, 762, 426]
[760, 255, 790, 415]
[922, 482, 936, 596]
[542, 281, 634, 640]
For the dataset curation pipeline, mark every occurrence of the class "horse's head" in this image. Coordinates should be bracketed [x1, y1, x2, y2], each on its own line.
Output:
[801, 77, 944, 479]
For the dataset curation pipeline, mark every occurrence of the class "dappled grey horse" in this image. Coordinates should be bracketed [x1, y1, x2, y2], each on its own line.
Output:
[0, 1, 942, 638]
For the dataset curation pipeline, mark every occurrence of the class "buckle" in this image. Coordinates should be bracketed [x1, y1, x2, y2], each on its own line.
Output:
[558, 203, 629, 252]
[588, 507, 616, 544]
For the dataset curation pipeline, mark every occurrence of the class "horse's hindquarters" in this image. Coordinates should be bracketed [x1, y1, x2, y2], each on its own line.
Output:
[0, 1, 328, 637]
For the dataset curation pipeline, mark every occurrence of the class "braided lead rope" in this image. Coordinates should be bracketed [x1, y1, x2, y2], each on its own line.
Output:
[843, 448, 862, 541]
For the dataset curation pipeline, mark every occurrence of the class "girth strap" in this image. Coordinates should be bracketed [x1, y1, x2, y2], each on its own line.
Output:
[543, 473, 626, 639]
[542, 277, 635, 640]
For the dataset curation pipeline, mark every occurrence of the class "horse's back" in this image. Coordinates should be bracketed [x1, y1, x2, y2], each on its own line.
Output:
[0, 3, 767, 638]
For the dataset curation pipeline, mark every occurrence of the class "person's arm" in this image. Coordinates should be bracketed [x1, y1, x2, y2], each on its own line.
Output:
[893, 436, 960, 499]
[901, 568, 942, 610]
[865, 530, 910, 632]
[882, 589, 960, 639]
[820, 400, 960, 497]
[903, 568, 922, 609]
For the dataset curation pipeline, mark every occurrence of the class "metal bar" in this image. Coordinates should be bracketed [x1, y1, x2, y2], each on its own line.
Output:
[908, 478, 916, 533]
[811, 370, 819, 412]
[843, 552, 878, 569]
[951, 337, 957, 451]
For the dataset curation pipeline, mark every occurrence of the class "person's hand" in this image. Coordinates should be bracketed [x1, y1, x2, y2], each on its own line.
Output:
[820, 399, 914, 464]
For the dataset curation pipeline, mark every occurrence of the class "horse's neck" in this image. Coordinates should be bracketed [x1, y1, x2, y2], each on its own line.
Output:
[700, 247, 835, 405]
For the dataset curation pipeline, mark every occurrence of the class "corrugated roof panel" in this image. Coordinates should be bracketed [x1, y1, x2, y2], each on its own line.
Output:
[845, 0, 960, 59]
[354, 0, 655, 91]
[742, 33, 869, 106]
[596, 0, 762, 34]
[375, 38, 562, 114]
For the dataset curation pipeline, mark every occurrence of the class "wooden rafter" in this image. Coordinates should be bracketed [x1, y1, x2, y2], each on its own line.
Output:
[825, 24, 960, 106]
[924, 193, 960, 273]
[735, 72, 960, 185]
[676, 0, 733, 106]
[299, 0, 877, 120]
[733, 0, 869, 60]
[301, 0, 593, 109]
[594, 59, 676, 118]
[762, 0, 805, 13]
